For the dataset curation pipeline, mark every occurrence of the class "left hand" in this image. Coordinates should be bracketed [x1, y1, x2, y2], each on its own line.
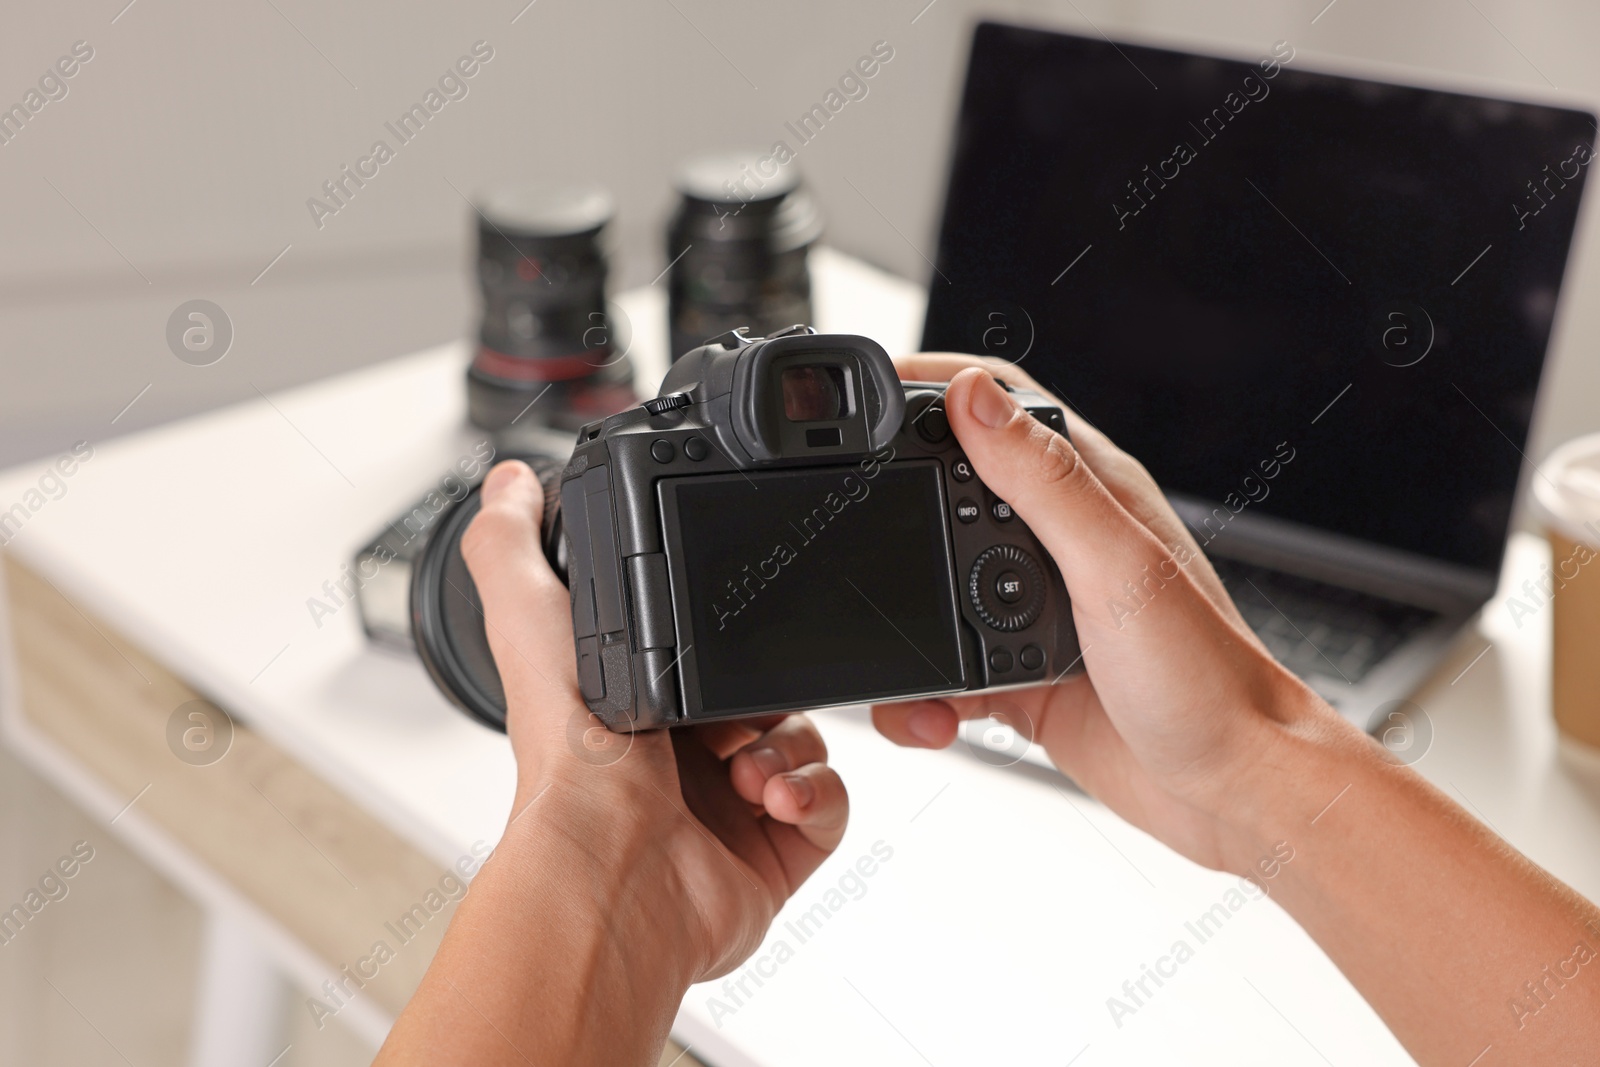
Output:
[460, 460, 851, 983]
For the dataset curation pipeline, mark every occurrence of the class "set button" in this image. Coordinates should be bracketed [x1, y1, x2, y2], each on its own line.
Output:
[969, 544, 1047, 631]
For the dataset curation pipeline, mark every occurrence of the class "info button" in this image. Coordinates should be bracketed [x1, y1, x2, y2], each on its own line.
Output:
[955, 498, 981, 524]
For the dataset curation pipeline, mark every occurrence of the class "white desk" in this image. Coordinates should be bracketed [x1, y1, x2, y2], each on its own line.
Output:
[3, 249, 1598, 1066]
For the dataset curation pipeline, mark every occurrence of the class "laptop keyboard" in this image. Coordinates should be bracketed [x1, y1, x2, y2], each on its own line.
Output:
[1207, 556, 1439, 685]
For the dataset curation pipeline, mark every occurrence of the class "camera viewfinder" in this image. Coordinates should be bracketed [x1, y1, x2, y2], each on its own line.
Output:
[781, 364, 849, 422]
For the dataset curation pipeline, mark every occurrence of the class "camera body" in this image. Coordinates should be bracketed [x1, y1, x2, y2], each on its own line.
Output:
[559, 326, 1080, 730]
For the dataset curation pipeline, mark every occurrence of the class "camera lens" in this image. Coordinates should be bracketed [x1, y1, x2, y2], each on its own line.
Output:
[467, 184, 637, 433]
[412, 454, 566, 731]
[667, 151, 823, 361]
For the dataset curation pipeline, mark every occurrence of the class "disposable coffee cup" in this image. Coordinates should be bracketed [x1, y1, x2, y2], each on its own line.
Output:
[1531, 433, 1600, 748]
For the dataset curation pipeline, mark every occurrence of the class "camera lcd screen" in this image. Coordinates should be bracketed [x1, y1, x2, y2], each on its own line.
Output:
[664, 461, 965, 715]
[781, 365, 848, 422]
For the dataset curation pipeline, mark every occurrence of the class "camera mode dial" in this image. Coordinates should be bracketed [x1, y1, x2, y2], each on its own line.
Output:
[969, 544, 1046, 632]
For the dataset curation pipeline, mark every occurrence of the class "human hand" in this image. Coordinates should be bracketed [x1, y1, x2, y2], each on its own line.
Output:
[388, 391, 1600, 1067]
[461, 460, 850, 984]
[873, 355, 1363, 876]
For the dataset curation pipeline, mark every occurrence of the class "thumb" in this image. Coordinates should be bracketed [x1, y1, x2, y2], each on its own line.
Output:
[458, 460, 580, 713]
[943, 368, 1197, 640]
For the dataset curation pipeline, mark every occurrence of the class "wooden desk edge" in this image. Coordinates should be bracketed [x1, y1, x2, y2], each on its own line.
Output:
[1, 552, 703, 1066]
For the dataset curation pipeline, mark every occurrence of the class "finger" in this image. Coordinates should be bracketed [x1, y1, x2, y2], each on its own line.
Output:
[897, 355, 1246, 629]
[945, 369, 1172, 617]
[898, 355, 1121, 476]
[459, 461, 576, 711]
[871, 688, 1164, 822]
[871, 679, 1093, 753]
[695, 722, 762, 762]
[671, 728, 783, 882]
[1036, 419, 1252, 636]
[729, 716, 829, 806]
[696, 715, 789, 762]
[1049, 426, 1252, 636]
[898, 356, 1144, 502]
[870, 700, 960, 749]
[761, 763, 848, 854]
[895, 351, 1019, 383]
[897, 356, 1180, 541]
[944, 367, 1258, 673]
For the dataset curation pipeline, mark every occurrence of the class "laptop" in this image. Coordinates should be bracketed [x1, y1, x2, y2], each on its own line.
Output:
[921, 21, 1596, 732]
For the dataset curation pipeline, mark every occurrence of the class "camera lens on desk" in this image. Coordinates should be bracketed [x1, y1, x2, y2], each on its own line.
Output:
[666, 151, 823, 361]
[467, 184, 637, 435]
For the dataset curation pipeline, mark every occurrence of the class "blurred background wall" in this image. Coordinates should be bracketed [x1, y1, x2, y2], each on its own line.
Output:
[2, 0, 1597, 1063]
[2, 0, 1597, 470]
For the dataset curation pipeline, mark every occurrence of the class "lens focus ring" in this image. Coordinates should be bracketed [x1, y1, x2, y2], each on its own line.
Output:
[969, 544, 1047, 632]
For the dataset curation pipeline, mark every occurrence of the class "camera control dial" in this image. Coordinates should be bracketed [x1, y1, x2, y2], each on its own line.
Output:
[969, 544, 1046, 631]
[643, 392, 692, 416]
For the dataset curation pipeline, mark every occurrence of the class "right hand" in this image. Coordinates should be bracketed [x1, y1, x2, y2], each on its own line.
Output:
[873, 355, 1367, 875]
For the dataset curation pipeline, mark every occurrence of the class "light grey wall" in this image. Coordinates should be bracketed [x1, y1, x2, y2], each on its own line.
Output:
[1, 0, 1596, 468]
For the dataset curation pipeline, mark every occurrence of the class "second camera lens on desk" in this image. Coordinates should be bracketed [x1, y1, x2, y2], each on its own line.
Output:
[467, 184, 636, 434]
[666, 151, 823, 361]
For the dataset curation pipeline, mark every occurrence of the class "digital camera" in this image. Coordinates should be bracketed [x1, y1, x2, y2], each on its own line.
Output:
[412, 326, 1081, 731]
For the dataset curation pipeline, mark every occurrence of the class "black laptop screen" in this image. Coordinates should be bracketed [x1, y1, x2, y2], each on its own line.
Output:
[922, 22, 1594, 573]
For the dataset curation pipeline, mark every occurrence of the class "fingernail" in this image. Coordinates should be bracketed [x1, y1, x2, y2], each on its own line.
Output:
[782, 772, 814, 808]
[747, 747, 788, 779]
[908, 706, 949, 747]
[967, 372, 1017, 429]
[480, 462, 518, 504]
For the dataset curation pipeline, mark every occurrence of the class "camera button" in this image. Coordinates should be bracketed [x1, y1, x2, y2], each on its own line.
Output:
[1019, 644, 1045, 671]
[955, 498, 981, 524]
[917, 403, 951, 444]
[643, 392, 693, 415]
[708, 328, 753, 350]
[650, 439, 675, 463]
[992, 500, 1015, 522]
[969, 544, 1047, 631]
[683, 436, 709, 461]
[951, 458, 974, 482]
[576, 636, 605, 700]
[988, 648, 1014, 673]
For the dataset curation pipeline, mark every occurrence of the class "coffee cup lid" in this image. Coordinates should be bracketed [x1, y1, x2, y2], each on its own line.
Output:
[1533, 432, 1600, 546]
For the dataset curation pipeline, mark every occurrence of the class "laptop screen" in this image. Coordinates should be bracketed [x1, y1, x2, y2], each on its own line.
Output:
[922, 22, 1594, 574]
